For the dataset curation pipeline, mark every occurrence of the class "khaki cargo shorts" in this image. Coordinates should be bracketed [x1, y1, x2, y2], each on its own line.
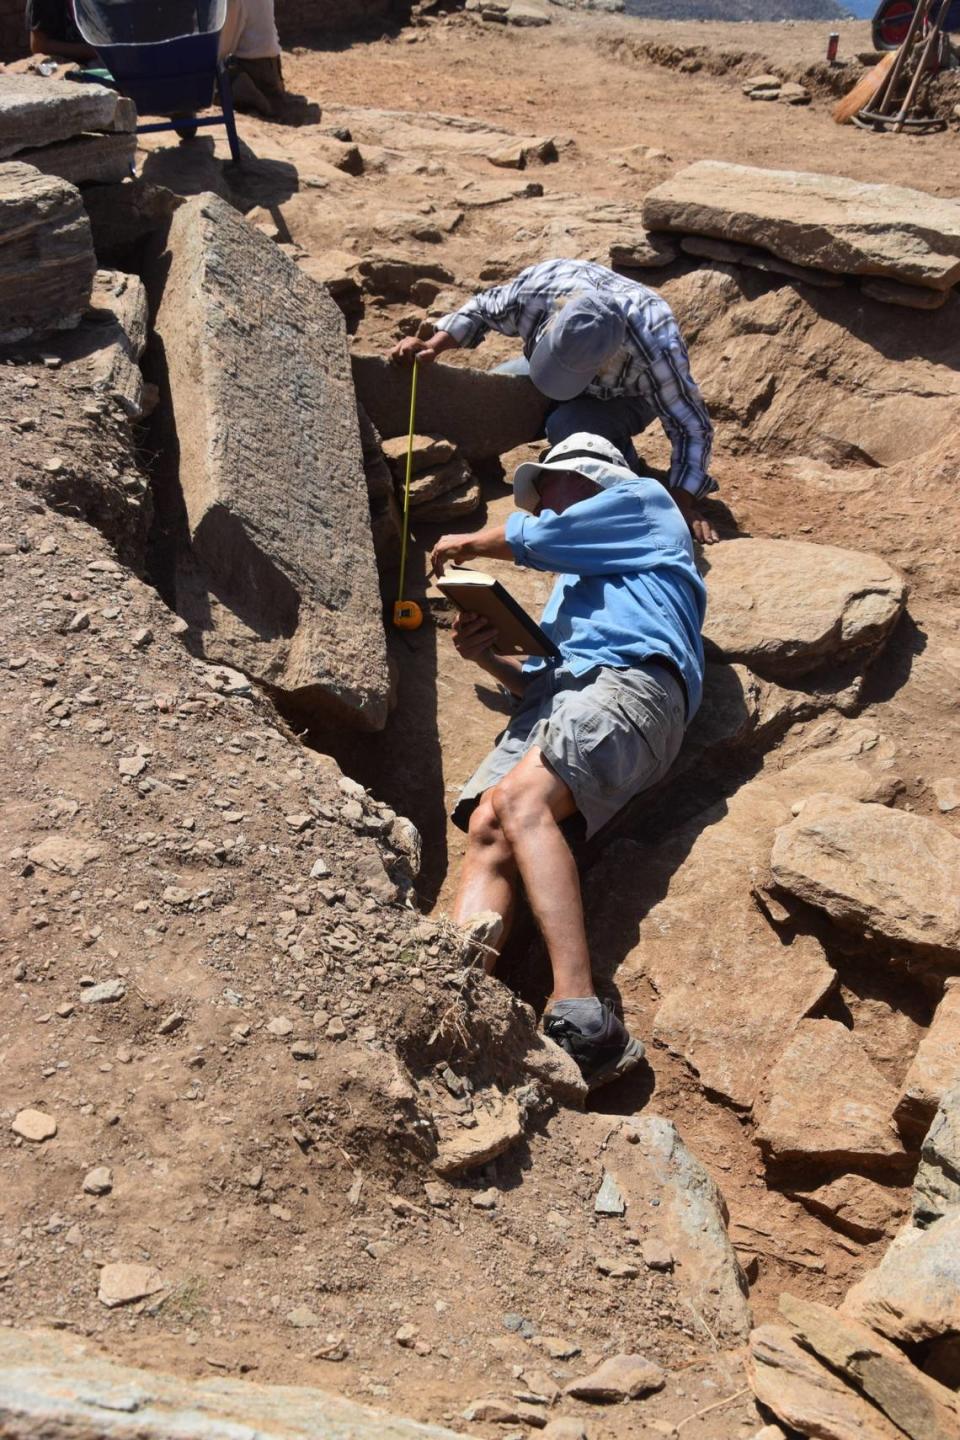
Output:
[452, 659, 686, 840]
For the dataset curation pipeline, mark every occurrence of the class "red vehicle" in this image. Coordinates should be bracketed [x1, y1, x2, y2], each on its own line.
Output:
[872, 0, 960, 49]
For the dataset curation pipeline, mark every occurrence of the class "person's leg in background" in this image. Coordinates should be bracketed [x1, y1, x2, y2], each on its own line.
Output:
[220, 0, 286, 119]
[545, 393, 655, 474]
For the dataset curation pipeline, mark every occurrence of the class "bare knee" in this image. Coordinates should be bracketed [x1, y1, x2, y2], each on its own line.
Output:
[489, 770, 546, 840]
[467, 796, 510, 853]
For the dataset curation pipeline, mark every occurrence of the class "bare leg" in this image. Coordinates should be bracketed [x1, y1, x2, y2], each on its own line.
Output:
[452, 794, 518, 972]
[487, 747, 594, 1004]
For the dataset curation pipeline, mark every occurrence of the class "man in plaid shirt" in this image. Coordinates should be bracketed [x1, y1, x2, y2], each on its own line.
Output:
[390, 258, 718, 543]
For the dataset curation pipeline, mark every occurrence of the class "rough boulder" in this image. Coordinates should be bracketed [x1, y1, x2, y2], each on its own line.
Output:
[771, 795, 960, 965]
[842, 1211, 960, 1346]
[702, 539, 905, 679]
[599, 1115, 752, 1343]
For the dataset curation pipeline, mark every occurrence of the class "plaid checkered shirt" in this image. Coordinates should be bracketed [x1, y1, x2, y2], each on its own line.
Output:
[436, 259, 715, 499]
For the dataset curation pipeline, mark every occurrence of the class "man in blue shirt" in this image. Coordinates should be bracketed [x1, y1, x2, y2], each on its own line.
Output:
[431, 432, 706, 1090]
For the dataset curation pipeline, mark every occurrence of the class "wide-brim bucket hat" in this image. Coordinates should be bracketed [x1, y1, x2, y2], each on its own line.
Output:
[513, 432, 637, 513]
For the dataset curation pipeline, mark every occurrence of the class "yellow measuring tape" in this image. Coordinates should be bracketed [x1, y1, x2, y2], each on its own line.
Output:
[392, 358, 424, 630]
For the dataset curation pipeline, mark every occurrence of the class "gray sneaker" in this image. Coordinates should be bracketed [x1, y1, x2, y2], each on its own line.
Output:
[543, 1000, 645, 1092]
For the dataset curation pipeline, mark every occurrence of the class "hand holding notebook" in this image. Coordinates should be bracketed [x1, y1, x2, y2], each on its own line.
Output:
[435, 567, 560, 661]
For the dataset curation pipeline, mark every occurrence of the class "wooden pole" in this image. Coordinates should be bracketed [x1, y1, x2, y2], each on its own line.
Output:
[892, 0, 946, 130]
[873, 0, 931, 116]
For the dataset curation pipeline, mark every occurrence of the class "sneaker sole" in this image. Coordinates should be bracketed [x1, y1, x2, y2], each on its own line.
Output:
[585, 1036, 646, 1093]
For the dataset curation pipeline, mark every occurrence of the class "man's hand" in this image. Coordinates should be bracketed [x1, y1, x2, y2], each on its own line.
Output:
[431, 524, 512, 578]
[453, 611, 498, 662]
[431, 534, 474, 578]
[451, 611, 529, 697]
[673, 489, 720, 545]
[389, 331, 458, 368]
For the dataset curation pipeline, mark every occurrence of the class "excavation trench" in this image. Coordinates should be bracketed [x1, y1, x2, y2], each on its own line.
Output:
[281, 259, 960, 1339]
[83, 184, 960, 1411]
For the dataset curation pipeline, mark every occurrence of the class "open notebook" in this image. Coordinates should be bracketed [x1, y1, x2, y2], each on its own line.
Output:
[435, 567, 560, 661]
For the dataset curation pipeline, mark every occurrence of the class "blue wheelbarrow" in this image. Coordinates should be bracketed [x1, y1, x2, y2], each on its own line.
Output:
[71, 0, 241, 164]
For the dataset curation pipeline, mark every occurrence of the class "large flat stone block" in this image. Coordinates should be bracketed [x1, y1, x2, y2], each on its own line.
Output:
[148, 194, 390, 729]
[0, 1327, 466, 1439]
[18, 132, 136, 187]
[0, 161, 95, 344]
[644, 161, 960, 291]
[351, 352, 549, 458]
[0, 76, 124, 161]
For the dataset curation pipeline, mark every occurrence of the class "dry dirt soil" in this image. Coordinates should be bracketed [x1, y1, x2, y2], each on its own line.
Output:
[2, 7, 960, 1439]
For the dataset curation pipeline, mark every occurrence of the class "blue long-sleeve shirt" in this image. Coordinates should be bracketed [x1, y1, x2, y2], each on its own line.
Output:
[505, 477, 706, 719]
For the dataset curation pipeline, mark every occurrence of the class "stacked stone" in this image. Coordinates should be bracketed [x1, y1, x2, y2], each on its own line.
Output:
[0, 75, 136, 186]
[381, 433, 481, 524]
[0, 161, 96, 343]
[643, 161, 960, 310]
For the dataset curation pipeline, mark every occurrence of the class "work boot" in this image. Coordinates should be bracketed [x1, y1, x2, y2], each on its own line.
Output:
[543, 999, 644, 1092]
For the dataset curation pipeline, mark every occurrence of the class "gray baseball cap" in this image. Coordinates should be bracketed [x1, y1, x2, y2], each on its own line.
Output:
[529, 293, 627, 401]
[513, 432, 636, 513]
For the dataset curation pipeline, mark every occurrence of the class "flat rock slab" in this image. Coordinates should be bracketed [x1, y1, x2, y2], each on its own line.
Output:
[0, 161, 96, 344]
[747, 1323, 908, 1440]
[381, 433, 457, 478]
[352, 353, 549, 458]
[97, 1263, 163, 1308]
[600, 1115, 752, 1344]
[18, 132, 136, 188]
[146, 195, 389, 730]
[755, 1019, 906, 1172]
[432, 1094, 523, 1177]
[787, 1173, 907, 1242]
[11, 1109, 56, 1143]
[0, 76, 123, 161]
[643, 161, 960, 291]
[842, 1211, 960, 1345]
[703, 539, 905, 679]
[779, 1294, 960, 1440]
[913, 1082, 960, 1227]
[0, 1327, 467, 1437]
[26, 834, 102, 874]
[895, 978, 960, 1138]
[564, 1353, 665, 1402]
[771, 795, 960, 964]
